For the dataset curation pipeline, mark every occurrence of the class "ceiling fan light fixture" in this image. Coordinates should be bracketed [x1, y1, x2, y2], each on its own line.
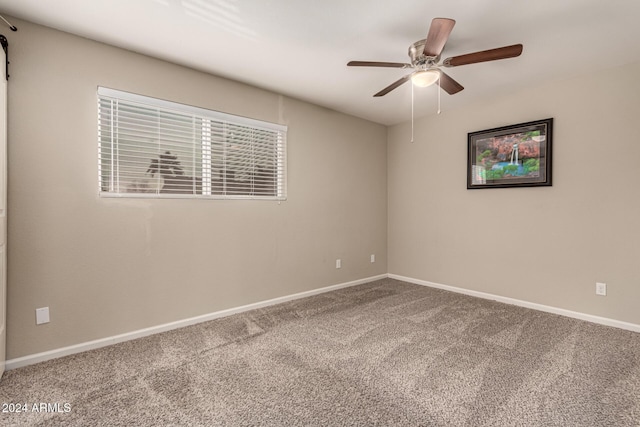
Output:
[411, 69, 440, 87]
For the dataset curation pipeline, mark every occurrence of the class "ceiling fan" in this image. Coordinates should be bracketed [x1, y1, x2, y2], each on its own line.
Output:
[348, 18, 523, 97]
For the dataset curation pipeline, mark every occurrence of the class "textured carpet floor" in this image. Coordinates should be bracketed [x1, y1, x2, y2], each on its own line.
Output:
[1, 278, 639, 426]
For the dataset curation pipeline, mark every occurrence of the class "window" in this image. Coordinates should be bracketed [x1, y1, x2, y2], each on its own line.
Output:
[97, 87, 287, 200]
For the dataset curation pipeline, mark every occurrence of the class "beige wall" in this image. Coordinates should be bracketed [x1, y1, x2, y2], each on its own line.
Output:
[5, 19, 388, 359]
[388, 61, 640, 325]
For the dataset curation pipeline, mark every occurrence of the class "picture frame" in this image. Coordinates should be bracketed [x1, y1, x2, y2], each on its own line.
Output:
[467, 118, 553, 189]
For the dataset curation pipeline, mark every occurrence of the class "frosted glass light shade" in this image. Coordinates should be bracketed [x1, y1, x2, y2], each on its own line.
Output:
[411, 70, 440, 87]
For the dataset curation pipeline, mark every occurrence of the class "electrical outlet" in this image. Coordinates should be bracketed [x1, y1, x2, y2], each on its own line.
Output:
[370, 254, 375, 263]
[595, 282, 607, 296]
[36, 307, 50, 325]
[335, 259, 341, 269]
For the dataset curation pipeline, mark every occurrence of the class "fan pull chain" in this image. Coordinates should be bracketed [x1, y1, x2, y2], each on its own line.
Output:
[437, 80, 441, 114]
[411, 78, 443, 143]
[411, 83, 415, 143]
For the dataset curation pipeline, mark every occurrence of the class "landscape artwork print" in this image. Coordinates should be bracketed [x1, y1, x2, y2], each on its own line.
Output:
[467, 118, 553, 189]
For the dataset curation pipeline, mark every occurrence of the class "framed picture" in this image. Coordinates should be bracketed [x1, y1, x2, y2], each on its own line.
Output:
[467, 118, 553, 189]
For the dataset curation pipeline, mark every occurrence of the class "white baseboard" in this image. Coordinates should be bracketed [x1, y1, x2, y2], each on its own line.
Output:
[8, 273, 638, 370]
[389, 274, 640, 333]
[6, 274, 387, 371]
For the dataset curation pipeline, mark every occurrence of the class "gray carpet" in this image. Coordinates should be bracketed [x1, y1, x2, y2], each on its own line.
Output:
[1, 278, 639, 426]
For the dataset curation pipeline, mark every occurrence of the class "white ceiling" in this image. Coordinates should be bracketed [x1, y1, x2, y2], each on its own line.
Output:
[1, 0, 640, 125]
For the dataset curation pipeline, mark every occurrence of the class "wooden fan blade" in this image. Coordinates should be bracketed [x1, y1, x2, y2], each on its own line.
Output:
[423, 18, 456, 57]
[443, 44, 523, 67]
[374, 74, 412, 97]
[348, 61, 411, 68]
[438, 71, 464, 95]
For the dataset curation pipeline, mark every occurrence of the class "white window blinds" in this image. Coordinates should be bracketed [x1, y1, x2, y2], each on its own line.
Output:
[97, 87, 287, 200]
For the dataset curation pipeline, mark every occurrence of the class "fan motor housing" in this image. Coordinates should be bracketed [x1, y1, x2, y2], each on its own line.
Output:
[409, 39, 438, 68]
